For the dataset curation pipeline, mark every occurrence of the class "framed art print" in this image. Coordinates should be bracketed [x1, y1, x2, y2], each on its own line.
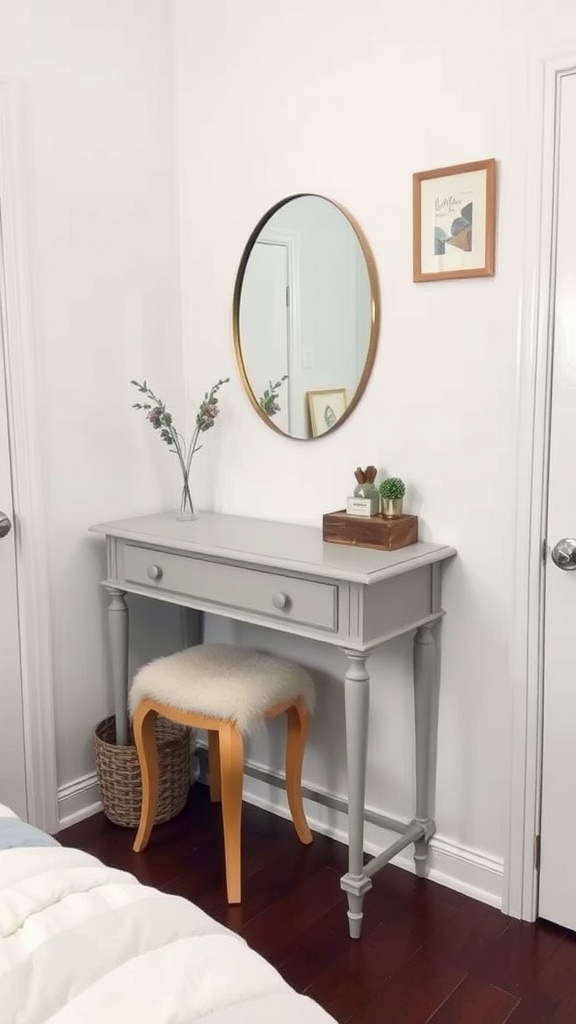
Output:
[307, 388, 347, 437]
[413, 158, 496, 282]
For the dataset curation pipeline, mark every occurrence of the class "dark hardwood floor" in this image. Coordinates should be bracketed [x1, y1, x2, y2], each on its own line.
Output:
[56, 784, 576, 1023]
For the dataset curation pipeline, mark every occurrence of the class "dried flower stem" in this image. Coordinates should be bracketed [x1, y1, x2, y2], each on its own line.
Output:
[131, 377, 229, 513]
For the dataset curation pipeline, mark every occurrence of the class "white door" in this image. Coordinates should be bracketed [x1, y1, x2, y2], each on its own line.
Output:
[0, 257, 27, 819]
[239, 239, 291, 433]
[539, 69, 576, 929]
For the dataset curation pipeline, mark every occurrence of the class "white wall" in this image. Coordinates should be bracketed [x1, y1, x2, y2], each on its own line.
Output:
[2, 0, 574, 905]
[0, 0, 185, 810]
[174, 0, 576, 904]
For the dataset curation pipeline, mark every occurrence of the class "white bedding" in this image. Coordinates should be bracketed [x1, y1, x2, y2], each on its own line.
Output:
[0, 804, 336, 1023]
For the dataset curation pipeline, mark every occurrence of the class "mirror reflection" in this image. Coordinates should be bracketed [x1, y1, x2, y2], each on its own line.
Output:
[233, 194, 379, 439]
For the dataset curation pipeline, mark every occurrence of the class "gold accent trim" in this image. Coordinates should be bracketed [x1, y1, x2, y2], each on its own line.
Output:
[232, 193, 380, 441]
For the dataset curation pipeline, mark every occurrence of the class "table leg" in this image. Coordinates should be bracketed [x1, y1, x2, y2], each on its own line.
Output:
[413, 623, 437, 876]
[105, 586, 129, 746]
[340, 650, 372, 938]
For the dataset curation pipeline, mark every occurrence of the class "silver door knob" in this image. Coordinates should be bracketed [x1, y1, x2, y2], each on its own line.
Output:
[551, 538, 576, 570]
[0, 511, 12, 538]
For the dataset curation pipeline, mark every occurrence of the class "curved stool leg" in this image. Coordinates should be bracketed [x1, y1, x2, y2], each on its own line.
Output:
[218, 721, 244, 904]
[133, 700, 160, 853]
[285, 700, 313, 845]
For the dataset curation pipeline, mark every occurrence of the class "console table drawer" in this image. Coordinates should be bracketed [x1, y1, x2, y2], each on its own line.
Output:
[123, 544, 338, 632]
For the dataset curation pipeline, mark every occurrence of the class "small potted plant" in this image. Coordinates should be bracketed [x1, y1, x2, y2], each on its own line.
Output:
[379, 477, 406, 518]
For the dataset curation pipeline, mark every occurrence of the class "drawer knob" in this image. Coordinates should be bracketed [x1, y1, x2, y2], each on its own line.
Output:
[147, 564, 163, 581]
[272, 591, 290, 611]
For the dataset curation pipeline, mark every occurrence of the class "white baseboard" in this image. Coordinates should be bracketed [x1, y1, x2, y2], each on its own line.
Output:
[240, 772, 504, 910]
[57, 773, 101, 830]
[57, 762, 504, 910]
[420, 834, 504, 909]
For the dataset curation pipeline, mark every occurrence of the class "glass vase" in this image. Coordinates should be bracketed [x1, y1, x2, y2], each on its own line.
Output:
[177, 468, 197, 521]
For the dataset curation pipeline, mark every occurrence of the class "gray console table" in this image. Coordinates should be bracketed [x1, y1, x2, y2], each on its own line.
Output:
[91, 510, 455, 937]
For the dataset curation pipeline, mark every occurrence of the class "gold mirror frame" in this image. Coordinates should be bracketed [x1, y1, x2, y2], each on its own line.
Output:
[233, 193, 380, 440]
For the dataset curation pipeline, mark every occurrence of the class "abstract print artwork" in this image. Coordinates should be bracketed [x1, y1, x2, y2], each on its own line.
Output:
[434, 198, 473, 256]
[413, 159, 496, 282]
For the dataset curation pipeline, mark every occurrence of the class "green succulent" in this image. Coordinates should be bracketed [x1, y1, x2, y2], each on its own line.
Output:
[379, 477, 406, 500]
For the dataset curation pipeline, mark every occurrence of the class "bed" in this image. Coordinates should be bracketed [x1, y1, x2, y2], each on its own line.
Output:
[0, 802, 337, 1023]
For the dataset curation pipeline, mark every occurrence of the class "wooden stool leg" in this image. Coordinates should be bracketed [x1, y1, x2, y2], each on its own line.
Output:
[286, 700, 313, 845]
[218, 722, 244, 904]
[132, 700, 160, 853]
[208, 730, 221, 802]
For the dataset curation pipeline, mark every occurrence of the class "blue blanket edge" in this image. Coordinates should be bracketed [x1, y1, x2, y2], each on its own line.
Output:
[0, 817, 60, 850]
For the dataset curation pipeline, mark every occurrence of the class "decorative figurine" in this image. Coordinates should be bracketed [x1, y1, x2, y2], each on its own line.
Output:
[348, 465, 379, 516]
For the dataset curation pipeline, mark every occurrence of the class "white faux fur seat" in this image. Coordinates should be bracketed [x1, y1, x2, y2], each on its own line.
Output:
[129, 644, 315, 903]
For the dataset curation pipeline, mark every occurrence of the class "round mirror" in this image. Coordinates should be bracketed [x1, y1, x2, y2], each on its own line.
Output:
[233, 194, 380, 439]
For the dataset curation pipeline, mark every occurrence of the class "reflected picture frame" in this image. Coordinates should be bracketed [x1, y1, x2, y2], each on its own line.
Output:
[413, 158, 496, 282]
[307, 387, 347, 438]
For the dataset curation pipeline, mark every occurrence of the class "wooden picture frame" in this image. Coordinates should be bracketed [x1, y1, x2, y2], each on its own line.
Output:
[307, 388, 347, 437]
[413, 158, 496, 282]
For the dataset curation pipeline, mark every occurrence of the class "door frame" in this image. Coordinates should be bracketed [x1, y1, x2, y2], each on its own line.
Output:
[507, 51, 576, 920]
[255, 227, 301, 433]
[0, 79, 58, 832]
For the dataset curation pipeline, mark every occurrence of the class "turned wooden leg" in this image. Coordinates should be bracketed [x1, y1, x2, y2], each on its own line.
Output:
[285, 701, 313, 845]
[413, 624, 437, 876]
[218, 722, 244, 904]
[105, 586, 129, 746]
[340, 650, 372, 939]
[132, 700, 159, 853]
[208, 730, 222, 802]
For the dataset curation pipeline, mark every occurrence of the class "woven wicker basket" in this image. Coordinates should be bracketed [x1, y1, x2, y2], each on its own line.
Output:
[94, 715, 190, 828]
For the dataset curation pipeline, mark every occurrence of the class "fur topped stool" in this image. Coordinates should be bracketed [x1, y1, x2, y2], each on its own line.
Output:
[129, 644, 315, 903]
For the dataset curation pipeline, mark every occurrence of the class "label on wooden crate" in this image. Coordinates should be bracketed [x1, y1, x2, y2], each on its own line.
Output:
[346, 496, 375, 517]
